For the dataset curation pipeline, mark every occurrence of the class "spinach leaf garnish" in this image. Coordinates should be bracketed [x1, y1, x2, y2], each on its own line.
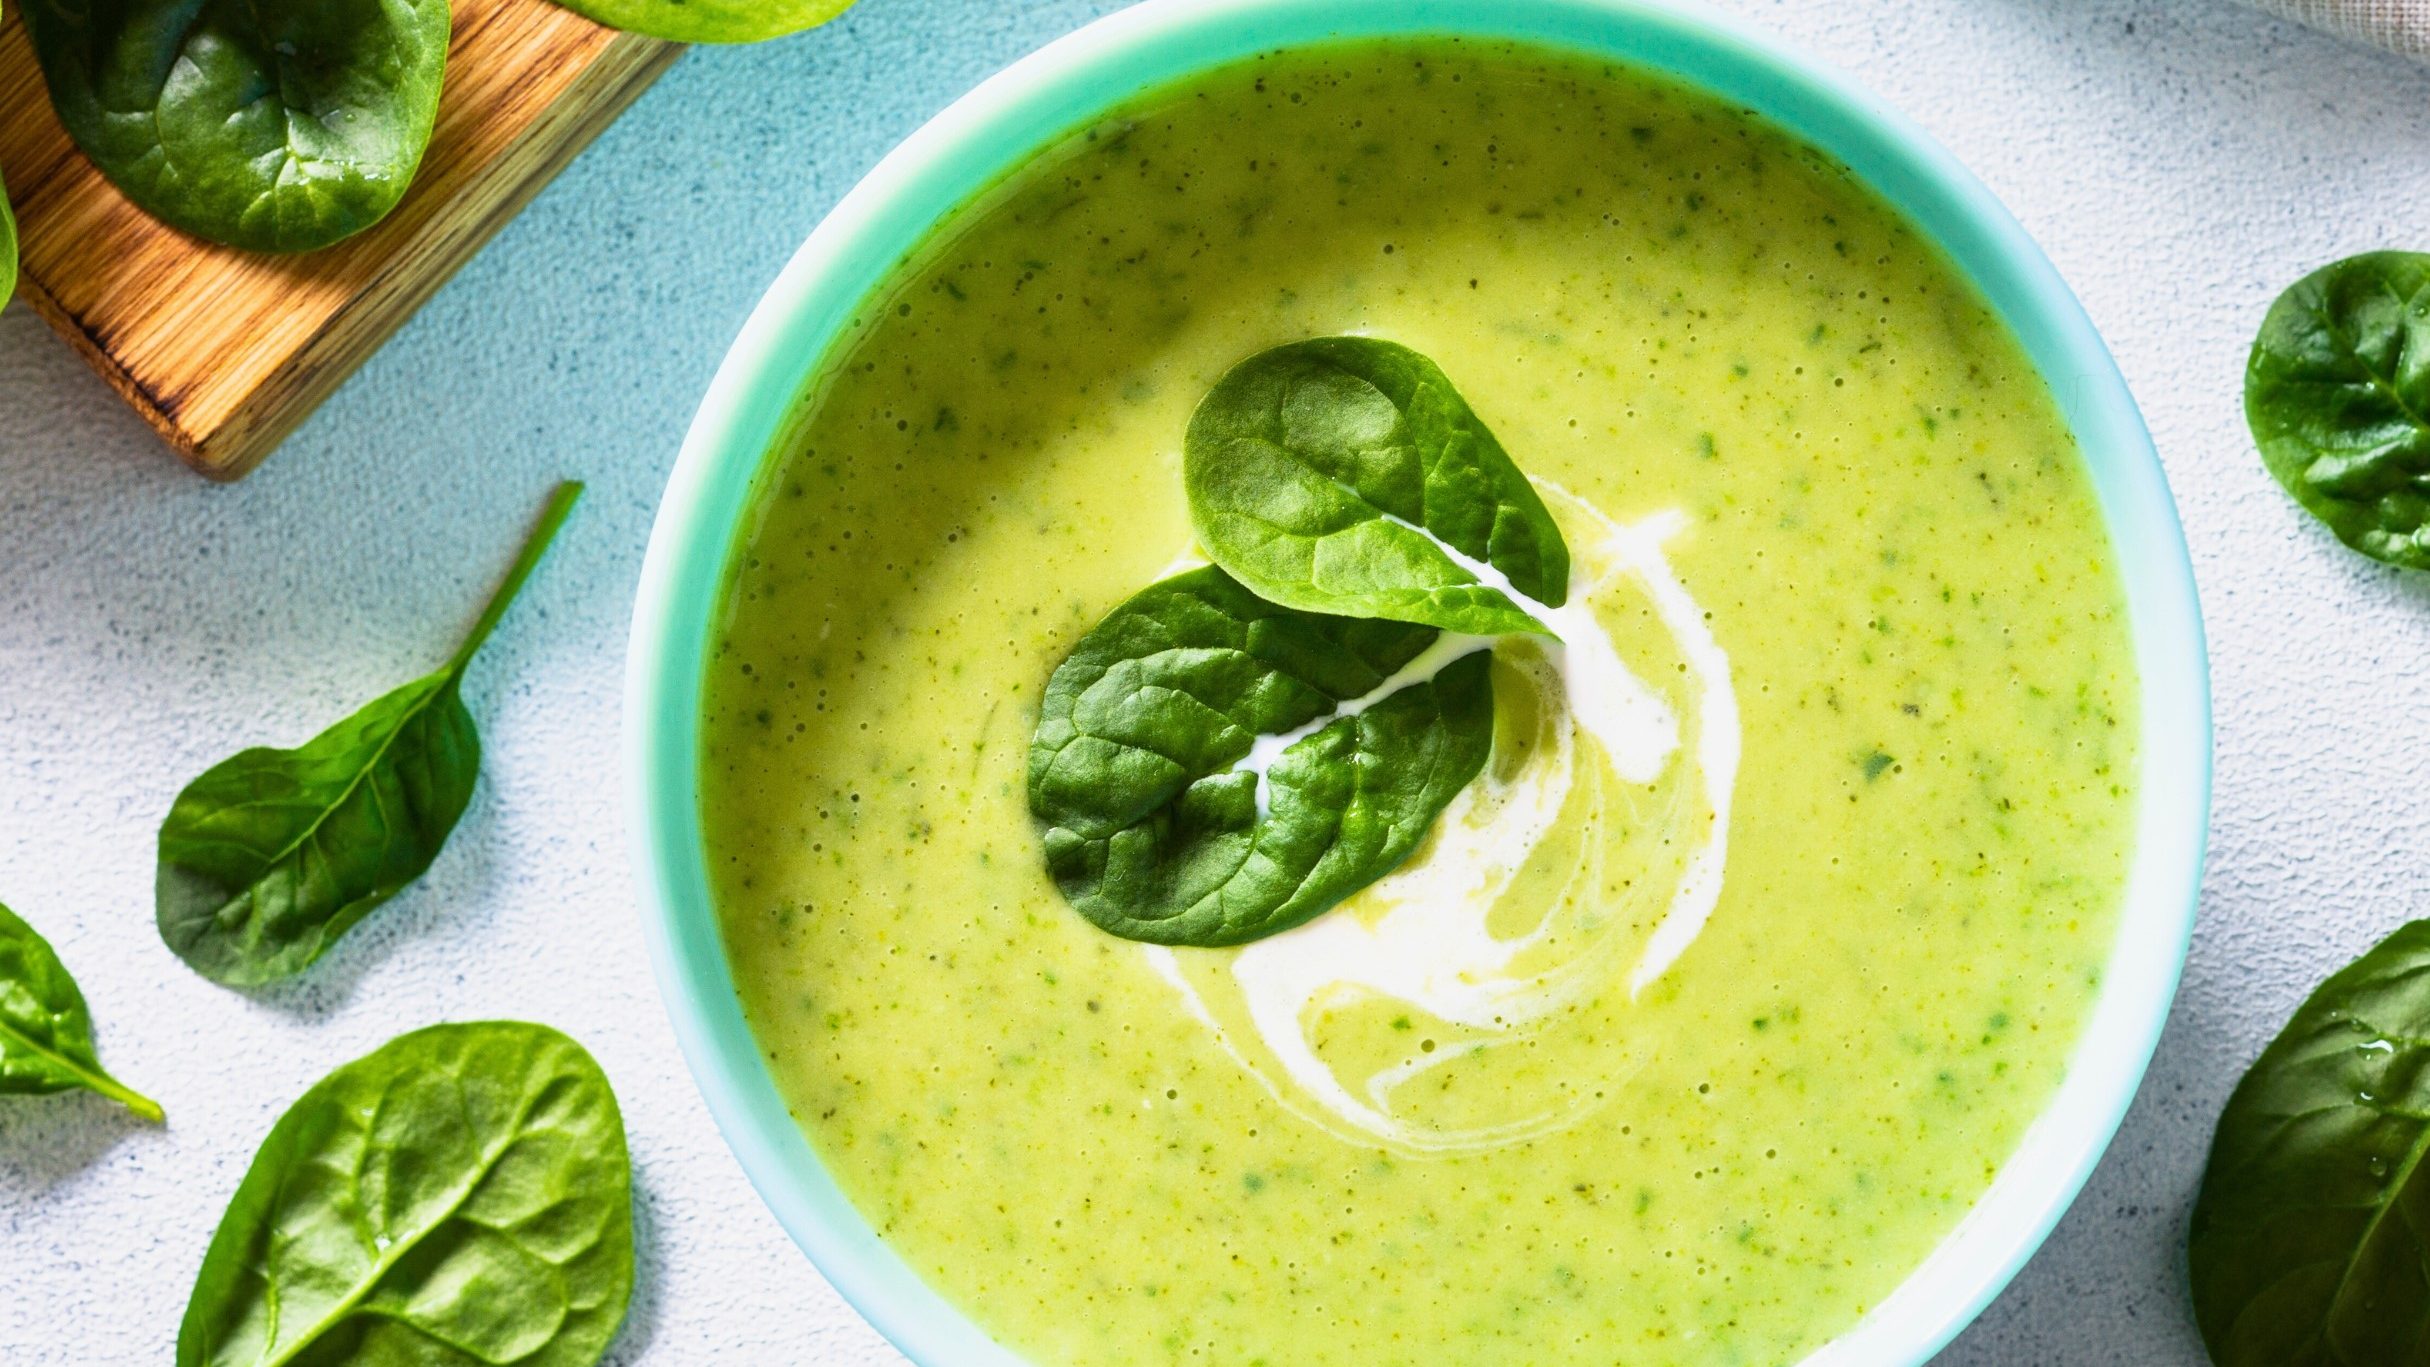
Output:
[2248, 251, 2430, 570]
[2190, 919, 2430, 1365]
[22, 0, 450, 253]
[157, 483, 582, 987]
[1, 165, 17, 313]
[1028, 566, 1493, 947]
[547, 0, 857, 43]
[0, 901, 161, 1122]
[1184, 336, 1571, 636]
[178, 1021, 632, 1367]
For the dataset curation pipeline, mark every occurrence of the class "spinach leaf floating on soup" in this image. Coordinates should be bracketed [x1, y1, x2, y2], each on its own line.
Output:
[21, 0, 449, 253]
[2248, 251, 2430, 570]
[1185, 336, 1569, 637]
[1027, 566, 1493, 947]
[1030, 338, 1587, 947]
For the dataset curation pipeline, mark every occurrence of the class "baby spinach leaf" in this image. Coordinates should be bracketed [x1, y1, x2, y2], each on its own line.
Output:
[21, 0, 449, 253]
[0, 901, 161, 1122]
[1028, 566, 1493, 947]
[548, 0, 856, 43]
[1184, 336, 1571, 636]
[178, 1021, 632, 1367]
[157, 483, 583, 987]
[2, 164, 17, 313]
[2190, 919, 2430, 1365]
[2248, 251, 2430, 570]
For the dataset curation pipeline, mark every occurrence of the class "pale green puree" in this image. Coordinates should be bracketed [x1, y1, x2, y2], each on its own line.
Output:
[700, 39, 2136, 1367]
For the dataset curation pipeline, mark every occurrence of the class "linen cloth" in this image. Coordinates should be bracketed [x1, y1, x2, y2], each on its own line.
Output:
[2247, 0, 2430, 59]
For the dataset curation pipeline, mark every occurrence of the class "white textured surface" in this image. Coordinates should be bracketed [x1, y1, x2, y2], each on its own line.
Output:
[0, 1, 2422, 1362]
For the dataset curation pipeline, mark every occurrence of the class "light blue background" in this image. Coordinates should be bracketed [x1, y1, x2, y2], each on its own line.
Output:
[0, 1, 2421, 1362]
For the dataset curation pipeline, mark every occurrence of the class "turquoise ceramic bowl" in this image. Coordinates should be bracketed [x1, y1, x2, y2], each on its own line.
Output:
[627, 1, 2212, 1362]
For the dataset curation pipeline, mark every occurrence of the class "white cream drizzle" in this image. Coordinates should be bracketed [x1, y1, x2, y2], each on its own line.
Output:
[1236, 630, 1496, 820]
[1146, 485, 1741, 1155]
[1381, 507, 1680, 784]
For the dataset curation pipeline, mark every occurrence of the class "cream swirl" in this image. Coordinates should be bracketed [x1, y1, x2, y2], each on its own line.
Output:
[1147, 486, 1738, 1154]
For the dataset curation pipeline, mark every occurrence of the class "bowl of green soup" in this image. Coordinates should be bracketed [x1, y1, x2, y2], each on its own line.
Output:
[628, 0, 2209, 1363]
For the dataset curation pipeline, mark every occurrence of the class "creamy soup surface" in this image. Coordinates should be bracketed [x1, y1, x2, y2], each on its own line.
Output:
[700, 38, 2137, 1367]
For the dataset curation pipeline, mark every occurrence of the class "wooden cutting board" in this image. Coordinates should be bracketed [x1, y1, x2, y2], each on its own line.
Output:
[0, 1, 679, 480]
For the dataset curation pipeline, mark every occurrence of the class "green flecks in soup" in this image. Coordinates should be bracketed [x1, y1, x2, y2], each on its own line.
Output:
[700, 38, 2135, 1367]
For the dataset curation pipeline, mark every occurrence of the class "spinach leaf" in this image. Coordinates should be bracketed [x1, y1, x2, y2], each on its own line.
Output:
[0, 901, 161, 1122]
[157, 483, 582, 987]
[2189, 919, 2430, 1365]
[1, 164, 17, 313]
[2248, 251, 2430, 570]
[1028, 566, 1493, 947]
[178, 1021, 631, 1367]
[21, 0, 449, 253]
[548, 0, 856, 42]
[1184, 336, 1571, 636]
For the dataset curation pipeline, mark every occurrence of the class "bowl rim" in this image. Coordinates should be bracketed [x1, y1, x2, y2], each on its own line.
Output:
[624, 1, 2213, 1363]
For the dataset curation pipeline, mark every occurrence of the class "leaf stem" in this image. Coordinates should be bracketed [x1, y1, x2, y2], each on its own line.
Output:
[0, 1017, 165, 1123]
[86, 1070, 165, 1124]
[448, 481, 585, 677]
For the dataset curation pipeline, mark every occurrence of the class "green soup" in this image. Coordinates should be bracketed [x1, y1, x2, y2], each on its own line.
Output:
[700, 38, 2136, 1367]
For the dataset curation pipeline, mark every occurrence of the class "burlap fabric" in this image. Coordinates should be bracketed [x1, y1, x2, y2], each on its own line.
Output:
[2246, 0, 2430, 58]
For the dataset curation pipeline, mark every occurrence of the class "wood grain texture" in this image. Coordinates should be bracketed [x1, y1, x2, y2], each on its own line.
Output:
[0, 0, 679, 480]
